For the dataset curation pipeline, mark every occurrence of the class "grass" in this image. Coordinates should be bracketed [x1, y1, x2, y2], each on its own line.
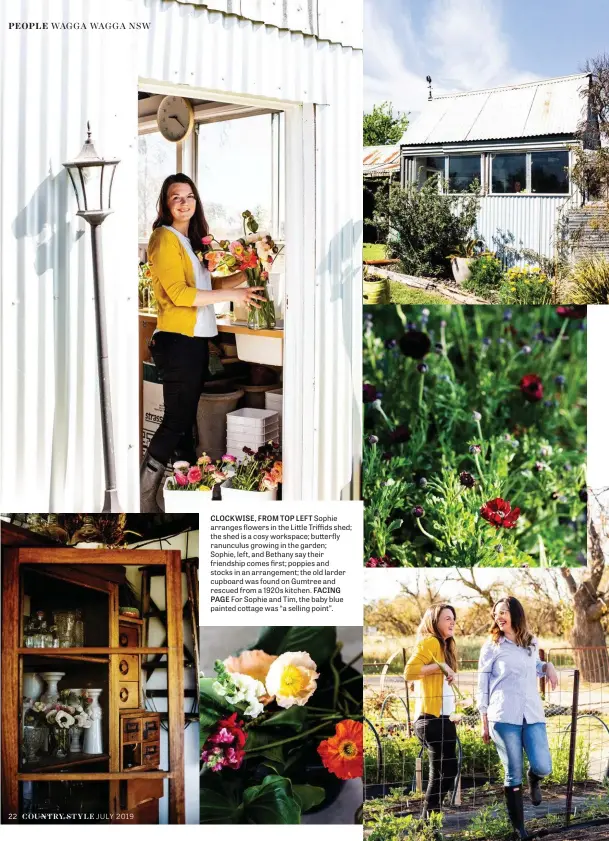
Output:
[363, 242, 389, 261]
[388, 280, 452, 304]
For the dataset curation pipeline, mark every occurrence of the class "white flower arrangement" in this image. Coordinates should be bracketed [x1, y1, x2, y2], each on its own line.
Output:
[55, 709, 75, 729]
[213, 672, 266, 719]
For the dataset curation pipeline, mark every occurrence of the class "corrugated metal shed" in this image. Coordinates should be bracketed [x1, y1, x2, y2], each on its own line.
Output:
[0, 0, 362, 510]
[169, 0, 363, 48]
[401, 73, 589, 146]
[363, 145, 400, 175]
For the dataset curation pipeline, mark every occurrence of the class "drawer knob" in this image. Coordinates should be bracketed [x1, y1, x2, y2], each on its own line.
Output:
[119, 659, 129, 675]
[120, 687, 129, 702]
[119, 633, 129, 647]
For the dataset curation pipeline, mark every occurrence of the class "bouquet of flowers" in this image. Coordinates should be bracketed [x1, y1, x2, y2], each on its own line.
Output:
[138, 261, 156, 311]
[227, 442, 282, 492]
[166, 454, 235, 492]
[199, 626, 363, 824]
[199, 211, 282, 330]
[432, 657, 474, 724]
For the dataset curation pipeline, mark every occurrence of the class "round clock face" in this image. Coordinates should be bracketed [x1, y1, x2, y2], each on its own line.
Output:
[156, 96, 194, 143]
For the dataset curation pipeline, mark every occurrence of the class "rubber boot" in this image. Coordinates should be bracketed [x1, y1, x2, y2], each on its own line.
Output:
[504, 786, 529, 840]
[527, 769, 542, 806]
[140, 451, 165, 513]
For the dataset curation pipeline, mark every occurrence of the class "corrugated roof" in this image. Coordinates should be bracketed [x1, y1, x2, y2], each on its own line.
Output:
[363, 145, 400, 175]
[400, 73, 589, 146]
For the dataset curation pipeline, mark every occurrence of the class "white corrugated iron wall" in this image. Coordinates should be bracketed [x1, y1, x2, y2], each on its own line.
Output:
[140, 0, 362, 500]
[477, 196, 572, 261]
[0, 0, 362, 507]
[0, 0, 141, 512]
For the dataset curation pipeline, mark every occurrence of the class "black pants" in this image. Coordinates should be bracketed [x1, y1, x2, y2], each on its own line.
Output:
[147, 331, 209, 466]
[413, 714, 458, 811]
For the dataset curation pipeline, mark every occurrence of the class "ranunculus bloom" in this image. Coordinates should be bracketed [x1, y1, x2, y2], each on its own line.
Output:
[363, 383, 377, 403]
[187, 466, 202, 484]
[222, 454, 237, 463]
[520, 374, 543, 402]
[265, 651, 318, 708]
[398, 330, 431, 359]
[480, 497, 521, 529]
[224, 650, 277, 704]
[197, 454, 212, 465]
[317, 720, 363, 780]
[174, 470, 188, 487]
[556, 306, 586, 319]
[365, 555, 398, 568]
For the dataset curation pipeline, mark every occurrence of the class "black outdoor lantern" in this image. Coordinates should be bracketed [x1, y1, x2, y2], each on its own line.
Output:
[63, 123, 122, 512]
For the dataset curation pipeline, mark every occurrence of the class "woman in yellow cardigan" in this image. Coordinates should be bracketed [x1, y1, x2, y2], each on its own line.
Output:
[140, 174, 266, 511]
[404, 603, 459, 819]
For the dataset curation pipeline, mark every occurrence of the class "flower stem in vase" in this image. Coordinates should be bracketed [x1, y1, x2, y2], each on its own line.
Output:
[247, 269, 275, 330]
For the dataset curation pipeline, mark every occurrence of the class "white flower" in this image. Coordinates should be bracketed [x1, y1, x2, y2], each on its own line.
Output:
[46, 710, 58, 725]
[55, 710, 75, 729]
[66, 705, 76, 714]
[33, 701, 47, 713]
[265, 651, 319, 709]
[75, 704, 83, 714]
[213, 673, 265, 719]
[75, 712, 92, 728]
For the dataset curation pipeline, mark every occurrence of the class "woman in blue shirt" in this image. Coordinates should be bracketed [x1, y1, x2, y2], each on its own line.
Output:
[477, 597, 558, 840]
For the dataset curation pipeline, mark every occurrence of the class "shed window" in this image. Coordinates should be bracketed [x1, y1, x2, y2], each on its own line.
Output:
[491, 153, 527, 194]
[138, 133, 179, 240]
[448, 155, 480, 192]
[531, 151, 569, 194]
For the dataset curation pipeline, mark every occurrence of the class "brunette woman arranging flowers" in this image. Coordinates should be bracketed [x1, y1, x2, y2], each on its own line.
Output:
[140, 174, 266, 512]
[404, 604, 460, 819]
[478, 597, 558, 840]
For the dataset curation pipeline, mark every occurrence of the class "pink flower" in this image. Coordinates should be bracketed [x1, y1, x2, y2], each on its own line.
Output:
[229, 241, 245, 256]
[202, 235, 213, 245]
[187, 466, 202, 484]
[197, 454, 212, 466]
[174, 470, 188, 487]
[261, 270, 269, 280]
[222, 454, 237, 463]
[204, 464, 216, 473]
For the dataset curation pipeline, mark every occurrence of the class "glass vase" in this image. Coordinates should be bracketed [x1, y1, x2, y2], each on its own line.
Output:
[51, 725, 70, 759]
[52, 611, 77, 648]
[246, 270, 276, 331]
[22, 725, 45, 764]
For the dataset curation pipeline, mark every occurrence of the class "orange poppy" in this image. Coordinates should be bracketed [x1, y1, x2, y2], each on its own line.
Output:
[317, 719, 363, 780]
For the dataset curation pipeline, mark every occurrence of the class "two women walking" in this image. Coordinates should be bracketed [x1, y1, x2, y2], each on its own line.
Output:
[405, 597, 558, 840]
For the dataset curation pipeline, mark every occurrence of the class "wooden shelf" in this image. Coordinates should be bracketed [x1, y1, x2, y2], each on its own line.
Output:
[22, 753, 109, 773]
[18, 647, 169, 656]
[216, 315, 284, 339]
[118, 614, 144, 626]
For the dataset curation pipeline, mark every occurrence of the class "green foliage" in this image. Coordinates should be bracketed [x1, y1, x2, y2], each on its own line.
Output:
[363, 306, 587, 567]
[373, 176, 480, 278]
[200, 773, 302, 824]
[464, 801, 513, 839]
[569, 254, 609, 303]
[544, 732, 590, 784]
[387, 282, 452, 304]
[363, 101, 409, 146]
[365, 811, 443, 841]
[462, 255, 504, 298]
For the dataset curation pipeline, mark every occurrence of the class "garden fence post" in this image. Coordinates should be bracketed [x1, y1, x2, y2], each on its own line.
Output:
[565, 669, 580, 826]
[415, 756, 422, 793]
[539, 648, 546, 700]
[402, 648, 413, 736]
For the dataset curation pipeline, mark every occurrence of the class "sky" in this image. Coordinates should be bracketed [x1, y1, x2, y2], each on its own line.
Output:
[364, 0, 609, 117]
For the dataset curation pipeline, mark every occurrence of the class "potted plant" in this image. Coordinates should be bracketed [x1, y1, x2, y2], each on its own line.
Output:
[448, 238, 484, 285]
[363, 267, 389, 304]
[220, 443, 282, 502]
[163, 454, 232, 512]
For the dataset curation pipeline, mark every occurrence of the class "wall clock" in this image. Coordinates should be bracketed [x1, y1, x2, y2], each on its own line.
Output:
[156, 96, 195, 143]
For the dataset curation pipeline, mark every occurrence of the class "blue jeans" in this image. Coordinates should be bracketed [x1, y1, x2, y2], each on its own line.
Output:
[489, 721, 552, 787]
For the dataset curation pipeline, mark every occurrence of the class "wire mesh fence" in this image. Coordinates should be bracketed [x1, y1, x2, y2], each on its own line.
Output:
[364, 648, 609, 840]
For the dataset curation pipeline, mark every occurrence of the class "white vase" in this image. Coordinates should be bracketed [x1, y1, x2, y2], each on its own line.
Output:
[69, 726, 83, 753]
[40, 671, 65, 704]
[82, 688, 103, 755]
[23, 672, 44, 702]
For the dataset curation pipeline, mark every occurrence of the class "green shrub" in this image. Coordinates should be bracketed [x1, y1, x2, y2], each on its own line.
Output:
[462, 254, 503, 298]
[373, 175, 480, 279]
[569, 254, 609, 303]
[366, 811, 443, 841]
[498, 265, 553, 304]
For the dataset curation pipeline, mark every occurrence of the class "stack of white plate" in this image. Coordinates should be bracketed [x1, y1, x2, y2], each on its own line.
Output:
[265, 389, 283, 441]
[225, 408, 281, 459]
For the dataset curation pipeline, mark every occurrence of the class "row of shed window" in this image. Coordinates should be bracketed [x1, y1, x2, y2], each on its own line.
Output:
[421, 150, 570, 194]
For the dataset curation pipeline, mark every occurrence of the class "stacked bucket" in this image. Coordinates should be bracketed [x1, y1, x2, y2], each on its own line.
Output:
[264, 389, 283, 441]
[225, 408, 281, 460]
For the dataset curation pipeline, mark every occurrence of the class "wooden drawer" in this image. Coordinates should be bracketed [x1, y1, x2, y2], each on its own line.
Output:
[132, 796, 160, 824]
[122, 716, 142, 744]
[123, 777, 164, 810]
[119, 624, 140, 648]
[116, 654, 139, 681]
[142, 717, 160, 742]
[118, 682, 140, 709]
[142, 741, 160, 768]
